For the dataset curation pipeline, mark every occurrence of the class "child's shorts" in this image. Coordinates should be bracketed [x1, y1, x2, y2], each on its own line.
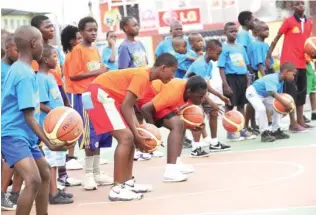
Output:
[307, 63, 316, 94]
[224, 74, 248, 108]
[42, 145, 66, 167]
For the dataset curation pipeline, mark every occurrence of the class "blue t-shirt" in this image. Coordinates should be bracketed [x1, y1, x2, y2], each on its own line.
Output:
[252, 73, 284, 97]
[155, 36, 192, 57]
[1, 61, 10, 90]
[237, 29, 255, 50]
[1, 61, 40, 143]
[173, 50, 198, 78]
[38, 72, 64, 126]
[118, 39, 148, 69]
[248, 40, 274, 71]
[56, 48, 65, 66]
[218, 43, 249, 75]
[102, 47, 118, 71]
[185, 55, 213, 80]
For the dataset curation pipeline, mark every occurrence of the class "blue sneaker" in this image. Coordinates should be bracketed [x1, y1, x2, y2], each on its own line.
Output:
[240, 128, 257, 140]
[227, 132, 245, 142]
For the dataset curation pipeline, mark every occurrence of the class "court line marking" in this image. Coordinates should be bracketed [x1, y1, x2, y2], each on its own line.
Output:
[181, 205, 316, 215]
[78, 160, 305, 207]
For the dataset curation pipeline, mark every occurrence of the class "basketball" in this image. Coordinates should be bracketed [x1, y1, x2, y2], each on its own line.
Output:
[179, 104, 204, 129]
[43, 106, 84, 146]
[222, 110, 245, 133]
[273, 93, 295, 115]
[304, 37, 316, 57]
[136, 124, 162, 153]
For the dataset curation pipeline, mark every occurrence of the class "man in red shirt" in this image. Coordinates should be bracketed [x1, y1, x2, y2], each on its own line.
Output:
[266, 1, 313, 133]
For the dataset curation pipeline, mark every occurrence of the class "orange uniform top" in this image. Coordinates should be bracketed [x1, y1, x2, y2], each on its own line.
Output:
[69, 44, 102, 94]
[63, 52, 74, 93]
[151, 78, 187, 112]
[93, 67, 152, 104]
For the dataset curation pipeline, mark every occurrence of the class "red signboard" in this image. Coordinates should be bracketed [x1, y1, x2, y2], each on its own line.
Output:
[158, 8, 201, 27]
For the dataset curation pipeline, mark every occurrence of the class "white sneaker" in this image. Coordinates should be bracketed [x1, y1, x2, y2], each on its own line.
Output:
[83, 173, 97, 190]
[57, 184, 65, 191]
[124, 178, 153, 193]
[108, 185, 143, 201]
[134, 150, 151, 161]
[66, 159, 83, 170]
[178, 164, 194, 174]
[100, 159, 108, 165]
[64, 177, 82, 186]
[164, 169, 188, 182]
[94, 172, 114, 186]
[150, 151, 164, 158]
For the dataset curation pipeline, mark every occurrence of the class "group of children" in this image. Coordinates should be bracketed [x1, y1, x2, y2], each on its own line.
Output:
[1, 0, 316, 213]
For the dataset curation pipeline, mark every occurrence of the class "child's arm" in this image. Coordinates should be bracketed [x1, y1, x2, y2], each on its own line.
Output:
[70, 66, 107, 81]
[186, 56, 197, 61]
[140, 103, 155, 124]
[266, 33, 282, 69]
[40, 103, 51, 114]
[219, 68, 233, 95]
[60, 85, 71, 107]
[207, 82, 231, 105]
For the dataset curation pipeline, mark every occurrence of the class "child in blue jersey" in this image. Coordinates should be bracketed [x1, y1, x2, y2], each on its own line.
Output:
[172, 37, 198, 78]
[246, 62, 295, 142]
[38, 44, 74, 205]
[102, 30, 118, 70]
[1, 25, 72, 215]
[188, 33, 204, 56]
[218, 22, 256, 141]
[236, 11, 256, 51]
[186, 39, 231, 154]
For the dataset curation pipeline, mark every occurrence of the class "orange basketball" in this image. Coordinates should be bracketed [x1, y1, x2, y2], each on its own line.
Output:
[273, 93, 295, 115]
[179, 104, 204, 129]
[136, 124, 162, 153]
[43, 106, 83, 146]
[304, 37, 316, 57]
[222, 110, 245, 133]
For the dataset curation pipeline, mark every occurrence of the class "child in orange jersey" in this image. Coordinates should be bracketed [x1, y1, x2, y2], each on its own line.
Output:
[69, 17, 113, 191]
[82, 53, 177, 201]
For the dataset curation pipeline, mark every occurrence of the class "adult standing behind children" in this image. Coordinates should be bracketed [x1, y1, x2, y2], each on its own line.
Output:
[266, 1, 313, 132]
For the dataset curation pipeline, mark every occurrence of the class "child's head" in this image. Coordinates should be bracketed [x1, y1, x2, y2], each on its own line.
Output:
[153, 53, 178, 84]
[238, 11, 256, 30]
[14, 25, 43, 61]
[254, 21, 269, 39]
[120, 16, 139, 37]
[61, 25, 82, 53]
[106, 30, 116, 42]
[39, 44, 57, 70]
[170, 20, 184, 38]
[224, 22, 238, 42]
[189, 33, 204, 52]
[31, 15, 55, 41]
[205, 39, 222, 61]
[3, 34, 19, 63]
[280, 62, 297, 82]
[184, 75, 207, 105]
[293, 1, 305, 16]
[78, 16, 98, 44]
[172, 37, 187, 54]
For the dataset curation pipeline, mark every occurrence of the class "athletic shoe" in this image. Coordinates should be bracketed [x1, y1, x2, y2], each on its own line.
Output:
[249, 127, 260, 136]
[304, 115, 311, 123]
[49, 190, 73, 204]
[261, 131, 276, 142]
[94, 172, 114, 186]
[240, 128, 257, 139]
[178, 163, 194, 174]
[59, 190, 73, 199]
[134, 150, 151, 161]
[190, 147, 209, 158]
[289, 125, 309, 133]
[124, 177, 152, 193]
[8, 192, 19, 205]
[312, 113, 316, 120]
[150, 151, 164, 158]
[108, 184, 143, 201]
[57, 176, 82, 187]
[183, 136, 192, 149]
[209, 142, 231, 152]
[1, 192, 16, 211]
[66, 159, 83, 170]
[227, 132, 245, 142]
[83, 173, 97, 190]
[164, 169, 188, 182]
[100, 158, 108, 165]
[272, 129, 290, 140]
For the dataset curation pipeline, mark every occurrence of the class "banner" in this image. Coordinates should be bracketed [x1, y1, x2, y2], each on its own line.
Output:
[158, 8, 201, 28]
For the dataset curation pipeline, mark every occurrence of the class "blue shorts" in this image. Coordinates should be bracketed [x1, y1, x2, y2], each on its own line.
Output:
[73, 94, 112, 150]
[1, 136, 43, 168]
[58, 86, 68, 103]
[67, 93, 73, 106]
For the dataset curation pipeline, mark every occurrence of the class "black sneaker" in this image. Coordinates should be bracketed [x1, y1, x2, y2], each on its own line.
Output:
[304, 115, 311, 123]
[209, 142, 231, 152]
[261, 131, 276, 142]
[272, 129, 290, 140]
[49, 190, 74, 204]
[183, 136, 192, 149]
[59, 190, 73, 199]
[312, 112, 316, 121]
[249, 128, 260, 136]
[190, 147, 209, 158]
[9, 192, 19, 205]
[1, 192, 16, 211]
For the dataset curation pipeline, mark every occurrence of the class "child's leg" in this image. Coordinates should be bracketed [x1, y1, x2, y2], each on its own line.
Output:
[50, 167, 58, 196]
[244, 104, 253, 129]
[310, 92, 316, 120]
[8, 172, 24, 205]
[1, 162, 14, 192]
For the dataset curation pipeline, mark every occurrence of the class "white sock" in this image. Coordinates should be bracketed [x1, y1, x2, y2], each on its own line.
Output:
[210, 138, 218, 146]
[176, 157, 182, 164]
[85, 156, 94, 174]
[192, 141, 200, 150]
[93, 155, 100, 175]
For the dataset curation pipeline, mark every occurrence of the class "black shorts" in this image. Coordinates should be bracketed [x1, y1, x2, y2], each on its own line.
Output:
[283, 69, 307, 106]
[154, 112, 177, 128]
[224, 74, 248, 108]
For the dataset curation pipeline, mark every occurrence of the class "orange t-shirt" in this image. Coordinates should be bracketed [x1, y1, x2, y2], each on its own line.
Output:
[69, 44, 102, 94]
[31, 60, 39, 71]
[93, 67, 151, 104]
[151, 78, 187, 112]
[63, 52, 74, 93]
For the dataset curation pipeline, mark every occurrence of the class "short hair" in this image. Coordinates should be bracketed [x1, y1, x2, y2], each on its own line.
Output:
[280, 62, 296, 72]
[106, 30, 114, 39]
[224, 22, 237, 31]
[42, 44, 55, 58]
[31, 15, 49, 29]
[61, 25, 79, 53]
[238, 11, 253, 26]
[172, 36, 186, 47]
[119, 16, 135, 31]
[205, 39, 222, 49]
[253, 21, 266, 33]
[186, 75, 207, 93]
[154, 53, 178, 67]
[188, 33, 202, 42]
[78, 16, 97, 31]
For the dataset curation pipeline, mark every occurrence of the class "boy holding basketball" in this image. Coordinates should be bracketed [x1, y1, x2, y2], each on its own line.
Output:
[82, 53, 177, 201]
[246, 62, 295, 142]
[69, 16, 113, 190]
[1, 25, 72, 215]
[38, 44, 74, 204]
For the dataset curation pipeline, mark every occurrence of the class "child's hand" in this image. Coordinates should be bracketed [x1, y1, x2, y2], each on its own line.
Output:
[220, 95, 231, 105]
[191, 123, 205, 131]
[265, 58, 271, 69]
[223, 83, 233, 95]
[47, 141, 75, 151]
